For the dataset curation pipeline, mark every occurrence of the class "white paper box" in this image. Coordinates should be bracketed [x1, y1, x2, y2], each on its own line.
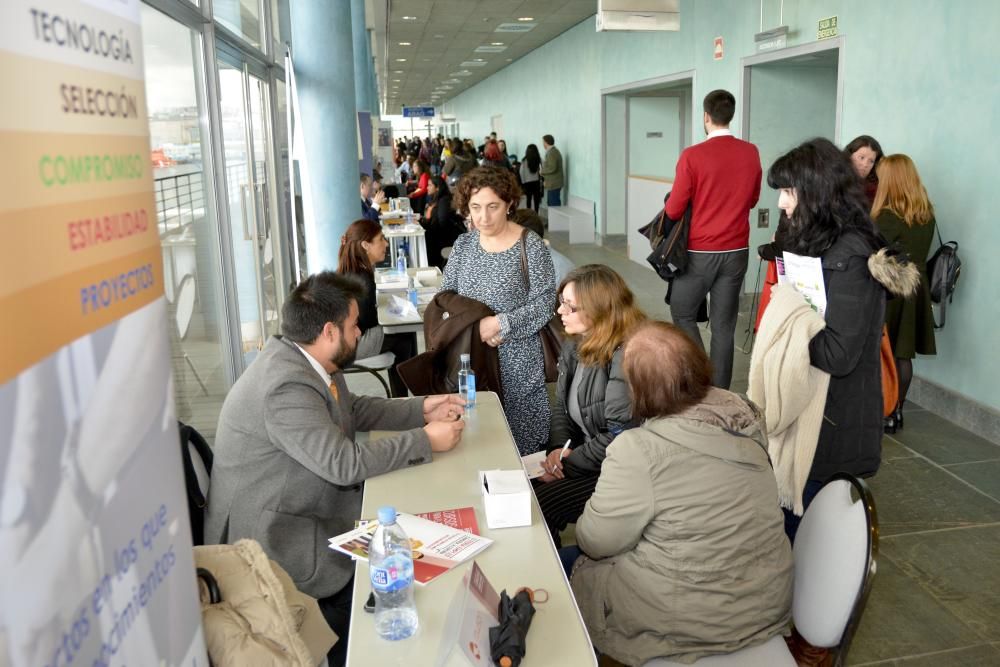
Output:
[479, 470, 531, 529]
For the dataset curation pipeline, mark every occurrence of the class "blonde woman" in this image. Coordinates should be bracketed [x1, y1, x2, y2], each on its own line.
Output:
[872, 154, 937, 431]
[536, 264, 647, 546]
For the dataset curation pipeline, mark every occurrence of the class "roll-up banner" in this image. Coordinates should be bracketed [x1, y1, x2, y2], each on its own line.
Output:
[0, 1, 207, 665]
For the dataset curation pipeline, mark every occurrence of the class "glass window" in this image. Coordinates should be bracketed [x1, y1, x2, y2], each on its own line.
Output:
[214, 0, 262, 49]
[270, 0, 292, 58]
[141, 5, 230, 442]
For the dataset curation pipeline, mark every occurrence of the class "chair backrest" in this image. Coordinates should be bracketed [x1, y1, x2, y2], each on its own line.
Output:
[179, 421, 213, 546]
[792, 474, 878, 659]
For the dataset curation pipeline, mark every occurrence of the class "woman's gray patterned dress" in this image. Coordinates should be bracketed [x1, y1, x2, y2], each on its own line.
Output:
[441, 228, 556, 454]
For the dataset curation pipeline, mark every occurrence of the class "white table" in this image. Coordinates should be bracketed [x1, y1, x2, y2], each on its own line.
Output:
[377, 292, 429, 335]
[374, 266, 443, 293]
[345, 392, 597, 667]
[384, 224, 429, 269]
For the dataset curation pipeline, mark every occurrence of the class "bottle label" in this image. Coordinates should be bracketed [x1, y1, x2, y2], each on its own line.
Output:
[371, 553, 414, 593]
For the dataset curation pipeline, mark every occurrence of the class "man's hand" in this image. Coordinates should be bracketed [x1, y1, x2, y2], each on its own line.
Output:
[373, 190, 386, 205]
[424, 419, 465, 452]
[544, 448, 570, 480]
[423, 394, 465, 423]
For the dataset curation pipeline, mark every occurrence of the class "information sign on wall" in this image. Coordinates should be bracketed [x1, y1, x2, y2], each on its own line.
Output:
[0, 1, 207, 665]
[818, 16, 839, 40]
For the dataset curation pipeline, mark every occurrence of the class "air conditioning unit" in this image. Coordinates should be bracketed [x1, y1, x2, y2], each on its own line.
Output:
[597, 0, 680, 32]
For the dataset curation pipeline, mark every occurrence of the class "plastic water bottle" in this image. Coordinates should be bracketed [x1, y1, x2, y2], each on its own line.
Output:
[396, 253, 407, 277]
[370, 506, 419, 640]
[407, 276, 419, 307]
[405, 209, 413, 226]
[458, 353, 476, 409]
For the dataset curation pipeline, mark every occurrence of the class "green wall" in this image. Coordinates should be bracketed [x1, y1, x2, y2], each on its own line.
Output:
[604, 95, 627, 235]
[628, 96, 681, 180]
[443, 0, 1000, 410]
[746, 60, 839, 291]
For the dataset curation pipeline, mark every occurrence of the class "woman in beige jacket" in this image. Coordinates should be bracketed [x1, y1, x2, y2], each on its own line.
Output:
[567, 322, 793, 666]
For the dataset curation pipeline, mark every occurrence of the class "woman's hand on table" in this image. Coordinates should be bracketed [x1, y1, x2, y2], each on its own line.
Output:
[424, 419, 465, 452]
[479, 316, 503, 347]
[423, 394, 465, 422]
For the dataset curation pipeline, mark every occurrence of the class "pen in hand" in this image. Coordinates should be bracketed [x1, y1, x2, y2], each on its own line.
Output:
[548, 439, 572, 476]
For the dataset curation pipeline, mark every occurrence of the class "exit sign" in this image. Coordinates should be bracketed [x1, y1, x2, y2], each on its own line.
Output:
[817, 16, 839, 40]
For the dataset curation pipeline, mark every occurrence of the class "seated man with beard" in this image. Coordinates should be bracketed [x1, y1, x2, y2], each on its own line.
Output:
[205, 271, 465, 666]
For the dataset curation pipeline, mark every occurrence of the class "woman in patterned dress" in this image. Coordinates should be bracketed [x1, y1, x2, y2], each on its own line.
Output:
[442, 166, 557, 454]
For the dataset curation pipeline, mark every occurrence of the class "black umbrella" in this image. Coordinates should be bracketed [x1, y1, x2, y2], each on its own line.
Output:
[489, 588, 537, 667]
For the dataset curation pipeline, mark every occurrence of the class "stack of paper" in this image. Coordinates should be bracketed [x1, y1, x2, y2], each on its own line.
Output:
[329, 507, 492, 585]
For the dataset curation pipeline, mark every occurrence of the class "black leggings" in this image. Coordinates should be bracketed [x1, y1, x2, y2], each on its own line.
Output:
[382, 332, 417, 397]
[895, 357, 913, 411]
[523, 180, 542, 212]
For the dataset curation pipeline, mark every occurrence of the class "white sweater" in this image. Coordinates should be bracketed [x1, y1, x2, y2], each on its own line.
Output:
[748, 285, 831, 515]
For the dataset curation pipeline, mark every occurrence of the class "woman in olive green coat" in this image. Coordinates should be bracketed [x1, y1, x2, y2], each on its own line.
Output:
[872, 154, 937, 432]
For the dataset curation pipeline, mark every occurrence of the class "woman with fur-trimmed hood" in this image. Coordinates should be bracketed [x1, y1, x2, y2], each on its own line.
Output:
[763, 138, 918, 540]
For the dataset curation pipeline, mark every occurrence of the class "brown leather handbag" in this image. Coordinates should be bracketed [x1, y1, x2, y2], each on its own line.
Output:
[518, 228, 563, 383]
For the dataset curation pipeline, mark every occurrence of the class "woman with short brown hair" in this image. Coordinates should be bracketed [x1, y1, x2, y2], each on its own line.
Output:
[440, 166, 556, 454]
[534, 265, 646, 546]
[567, 321, 793, 665]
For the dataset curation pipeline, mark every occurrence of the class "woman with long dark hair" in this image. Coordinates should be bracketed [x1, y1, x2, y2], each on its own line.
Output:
[871, 154, 937, 432]
[337, 219, 417, 397]
[407, 159, 430, 215]
[520, 144, 543, 212]
[422, 175, 466, 268]
[764, 137, 915, 539]
[844, 134, 884, 207]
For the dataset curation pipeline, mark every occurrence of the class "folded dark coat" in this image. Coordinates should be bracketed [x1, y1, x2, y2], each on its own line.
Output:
[397, 290, 504, 399]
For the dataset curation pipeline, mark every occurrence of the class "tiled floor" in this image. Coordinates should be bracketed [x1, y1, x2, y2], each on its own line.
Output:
[346, 231, 1000, 666]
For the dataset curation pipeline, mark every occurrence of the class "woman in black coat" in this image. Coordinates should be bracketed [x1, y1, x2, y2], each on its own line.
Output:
[421, 176, 467, 269]
[767, 138, 916, 540]
[534, 265, 647, 547]
[872, 154, 937, 432]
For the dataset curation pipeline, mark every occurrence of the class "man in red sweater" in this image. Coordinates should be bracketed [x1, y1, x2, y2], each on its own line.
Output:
[665, 89, 761, 389]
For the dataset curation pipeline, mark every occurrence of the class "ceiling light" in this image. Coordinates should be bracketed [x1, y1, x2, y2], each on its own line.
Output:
[402, 16, 417, 21]
[434, 34, 445, 39]
[396, 58, 407, 62]
[518, 17, 534, 21]
[491, 42, 504, 46]
[398, 42, 411, 46]
[393, 69, 404, 73]
[392, 79, 401, 82]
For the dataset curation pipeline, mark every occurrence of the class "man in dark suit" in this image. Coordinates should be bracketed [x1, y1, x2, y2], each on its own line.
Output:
[205, 272, 465, 666]
[360, 172, 383, 222]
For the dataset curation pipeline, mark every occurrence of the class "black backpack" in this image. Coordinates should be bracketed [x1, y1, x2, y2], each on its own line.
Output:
[926, 226, 961, 329]
[178, 421, 213, 546]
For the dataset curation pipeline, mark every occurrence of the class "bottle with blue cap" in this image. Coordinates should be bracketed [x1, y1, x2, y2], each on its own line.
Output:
[369, 506, 419, 640]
